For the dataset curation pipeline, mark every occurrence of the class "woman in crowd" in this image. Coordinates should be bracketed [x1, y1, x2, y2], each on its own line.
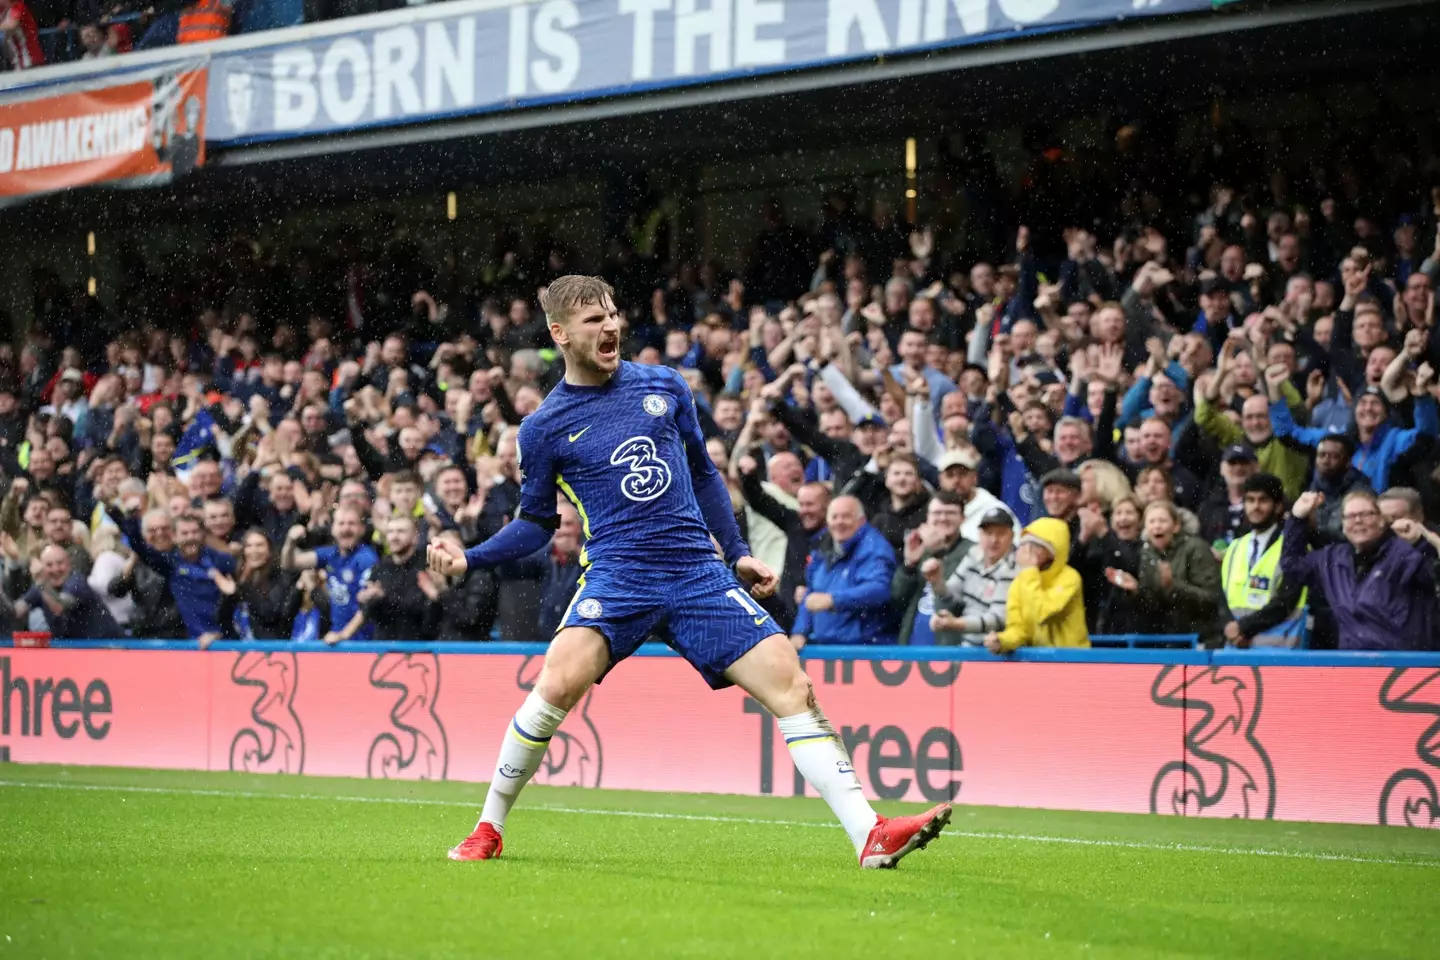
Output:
[1077, 495, 1145, 635]
[1134, 500, 1222, 647]
[1078, 459, 1132, 512]
[214, 528, 301, 642]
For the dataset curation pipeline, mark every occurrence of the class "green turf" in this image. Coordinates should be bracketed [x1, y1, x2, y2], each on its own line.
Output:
[2, 765, 1438, 958]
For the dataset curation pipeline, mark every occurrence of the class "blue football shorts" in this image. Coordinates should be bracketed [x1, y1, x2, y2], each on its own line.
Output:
[556, 558, 780, 689]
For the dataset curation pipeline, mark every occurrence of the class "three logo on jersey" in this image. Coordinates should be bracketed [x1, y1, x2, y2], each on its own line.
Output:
[570, 393, 677, 504]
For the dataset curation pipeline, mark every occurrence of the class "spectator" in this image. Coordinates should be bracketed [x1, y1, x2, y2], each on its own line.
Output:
[0, 0, 44, 70]
[891, 491, 970, 645]
[867, 454, 930, 551]
[214, 529, 300, 641]
[1219, 474, 1305, 648]
[45, 504, 91, 577]
[234, 467, 304, 546]
[360, 515, 430, 641]
[1282, 490, 1438, 650]
[1194, 357, 1310, 501]
[86, 525, 133, 631]
[984, 517, 1087, 653]
[120, 510, 234, 642]
[789, 495, 897, 648]
[1377, 486, 1426, 528]
[1136, 501, 1223, 647]
[10, 545, 118, 639]
[535, 504, 583, 639]
[937, 449, 1016, 542]
[1307, 434, 1371, 538]
[108, 510, 187, 640]
[737, 456, 830, 629]
[1076, 459, 1132, 512]
[1197, 445, 1258, 549]
[427, 529, 497, 641]
[1077, 496, 1145, 635]
[1271, 382, 1440, 494]
[281, 504, 379, 644]
[929, 507, 1017, 645]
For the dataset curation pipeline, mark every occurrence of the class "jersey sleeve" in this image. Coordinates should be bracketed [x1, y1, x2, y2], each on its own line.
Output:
[515, 415, 561, 531]
[313, 546, 336, 571]
[669, 368, 750, 566]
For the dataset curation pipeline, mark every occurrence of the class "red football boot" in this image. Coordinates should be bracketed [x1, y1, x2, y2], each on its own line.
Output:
[448, 822, 503, 861]
[859, 803, 952, 869]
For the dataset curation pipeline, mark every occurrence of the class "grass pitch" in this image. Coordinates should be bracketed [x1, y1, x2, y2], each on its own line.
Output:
[2, 765, 1438, 958]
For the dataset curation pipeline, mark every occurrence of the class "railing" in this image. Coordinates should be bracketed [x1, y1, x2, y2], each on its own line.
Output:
[10, 637, 1440, 667]
[33, 13, 147, 67]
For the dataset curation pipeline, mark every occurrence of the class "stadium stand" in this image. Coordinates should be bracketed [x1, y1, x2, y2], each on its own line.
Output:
[2, 1, 1440, 652]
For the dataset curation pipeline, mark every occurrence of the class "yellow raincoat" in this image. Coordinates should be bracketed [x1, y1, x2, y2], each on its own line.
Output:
[994, 517, 1090, 652]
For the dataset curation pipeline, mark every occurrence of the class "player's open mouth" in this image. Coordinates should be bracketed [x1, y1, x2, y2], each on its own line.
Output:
[597, 337, 619, 361]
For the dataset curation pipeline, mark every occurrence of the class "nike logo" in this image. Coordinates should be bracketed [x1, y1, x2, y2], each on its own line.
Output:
[498, 764, 527, 779]
[753, 615, 767, 626]
[568, 427, 590, 442]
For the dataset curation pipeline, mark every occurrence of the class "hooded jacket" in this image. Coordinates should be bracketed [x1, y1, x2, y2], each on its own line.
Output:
[994, 518, 1089, 652]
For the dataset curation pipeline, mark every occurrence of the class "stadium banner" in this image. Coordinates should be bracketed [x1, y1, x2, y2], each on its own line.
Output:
[202, 0, 1214, 144]
[3, 649, 1435, 828]
[0, 60, 207, 199]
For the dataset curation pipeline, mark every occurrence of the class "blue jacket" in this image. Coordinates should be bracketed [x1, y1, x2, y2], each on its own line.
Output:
[121, 516, 235, 639]
[1270, 397, 1440, 492]
[1280, 518, 1436, 651]
[793, 523, 897, 645]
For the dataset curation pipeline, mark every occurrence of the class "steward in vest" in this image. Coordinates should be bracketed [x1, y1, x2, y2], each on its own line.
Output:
[1220, 473, 1306, 647]
[177, 0, 232, 44]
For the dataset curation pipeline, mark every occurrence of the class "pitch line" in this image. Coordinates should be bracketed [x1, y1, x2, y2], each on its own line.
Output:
[2, 779, 1435, 868]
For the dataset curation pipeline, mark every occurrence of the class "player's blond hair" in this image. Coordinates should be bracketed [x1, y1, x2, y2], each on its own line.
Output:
[540, 275, 616, 326]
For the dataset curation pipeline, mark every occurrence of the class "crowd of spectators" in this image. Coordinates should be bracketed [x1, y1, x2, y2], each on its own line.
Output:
[0, 0, 378, 70]
[2, 120, 1440, 652]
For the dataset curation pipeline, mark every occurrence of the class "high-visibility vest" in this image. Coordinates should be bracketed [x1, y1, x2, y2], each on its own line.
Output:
[1222, 530, 1306, 639]
[177, 0, 232, 44]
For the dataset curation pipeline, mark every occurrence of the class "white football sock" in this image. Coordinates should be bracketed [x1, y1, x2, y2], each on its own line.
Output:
[778, 709, 878, 853]
[479, 691, 568, 834]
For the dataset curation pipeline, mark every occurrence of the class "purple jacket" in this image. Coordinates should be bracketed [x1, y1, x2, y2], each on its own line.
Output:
[1280, 518, 1437, 651]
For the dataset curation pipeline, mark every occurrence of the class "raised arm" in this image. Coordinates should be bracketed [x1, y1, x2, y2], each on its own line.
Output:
[281, 524, 320, 571]
[119, 512, 174, 578]
[444, 417, 559, 572]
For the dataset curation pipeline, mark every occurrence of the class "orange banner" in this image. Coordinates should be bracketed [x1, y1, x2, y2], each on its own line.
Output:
[0, 67, 207, 198]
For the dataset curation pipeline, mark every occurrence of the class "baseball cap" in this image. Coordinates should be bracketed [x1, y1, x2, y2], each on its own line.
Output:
[1358, 385, 1391, 410]
[1221, 444, 1257, 464]
[60, 368, 84, 383]
[856, 413, 888, 430]
[978, 507, 1013, 529]
[1198, 276, 1227, 296]
[1242, 473, 1286, 504]
[938, 449, 979, 471]
[1039, 468, 1082, 491]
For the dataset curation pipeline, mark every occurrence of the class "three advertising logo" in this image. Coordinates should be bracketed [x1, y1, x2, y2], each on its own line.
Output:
[1377, 668, 1440, 828]
[517, 656, 602, 787]
[367, 653, 448, 780]
[229, 652, 305, 774]
[1149, 665, 1275, 819]
[0, 655, 113, 763]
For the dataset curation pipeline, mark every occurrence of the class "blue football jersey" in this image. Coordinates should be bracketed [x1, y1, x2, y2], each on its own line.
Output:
[316, 543, 379, 639]
[515, 362, 731, 570]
